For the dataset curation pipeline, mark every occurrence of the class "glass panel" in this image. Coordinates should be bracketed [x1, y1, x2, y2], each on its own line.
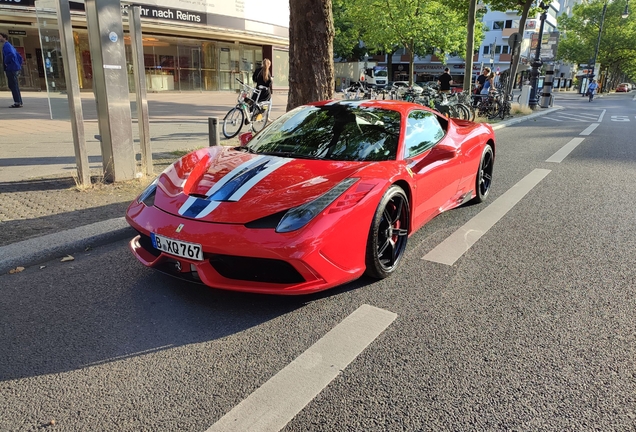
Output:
[273, 49, 289, 88]
[35, 0, 69, 119]
[177, 44, 201, 91]
[240, 47, 254, 86]
[201, 41, 217, 90]
[405, 111, 445, 157]
[143, 40, 177, 91]
[219, 45, 240, 91]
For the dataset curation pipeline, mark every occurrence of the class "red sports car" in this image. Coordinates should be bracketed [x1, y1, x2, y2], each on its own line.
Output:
[126, 100, 495, 294]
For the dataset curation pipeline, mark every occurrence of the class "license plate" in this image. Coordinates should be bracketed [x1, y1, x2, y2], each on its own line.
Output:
[151, 233, 203, 261]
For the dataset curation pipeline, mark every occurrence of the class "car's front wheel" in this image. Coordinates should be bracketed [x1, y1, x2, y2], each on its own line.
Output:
[365, 185, 410, 279]
[473, 143, 494, 203]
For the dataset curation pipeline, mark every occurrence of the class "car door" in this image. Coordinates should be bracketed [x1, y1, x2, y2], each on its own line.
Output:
[403, 110, 462, 228]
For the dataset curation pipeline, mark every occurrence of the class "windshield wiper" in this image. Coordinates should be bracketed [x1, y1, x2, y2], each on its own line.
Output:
[234, 146, 257, 153]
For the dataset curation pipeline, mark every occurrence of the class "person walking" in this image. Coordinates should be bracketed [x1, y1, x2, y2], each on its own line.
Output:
[587, 79, 599, 102]
[437, 67, 453, 94]
[0, 32, 23, 108]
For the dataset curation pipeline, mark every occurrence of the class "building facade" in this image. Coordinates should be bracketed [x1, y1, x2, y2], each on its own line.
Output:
[375, 0, 577, 91]
[0, 0, 289, 92]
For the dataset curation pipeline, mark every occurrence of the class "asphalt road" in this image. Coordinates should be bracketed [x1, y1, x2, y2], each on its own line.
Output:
[1, 92, 635, 431]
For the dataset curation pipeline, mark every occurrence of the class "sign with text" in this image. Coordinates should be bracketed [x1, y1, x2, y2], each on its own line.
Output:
[128, 0, 289, 28]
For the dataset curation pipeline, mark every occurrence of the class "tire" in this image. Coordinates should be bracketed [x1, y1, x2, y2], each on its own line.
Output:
[487, 101, 501, 120]
[473, 144, 494, 203]
[251, 104, 270, 133]
[456, 103, 471, 120]
[365, 185, 410, 279]
[222, 108, 244, 139]
[466, 104, 476, 122]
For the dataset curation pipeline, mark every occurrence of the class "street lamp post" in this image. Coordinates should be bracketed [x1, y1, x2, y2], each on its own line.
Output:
[529, 2, 550, 110]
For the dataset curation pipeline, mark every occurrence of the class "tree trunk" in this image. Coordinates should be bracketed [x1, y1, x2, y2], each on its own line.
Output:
[507, 0, 534, 95]
[464, 0, 477, 93]
[287, 0, 335, 111]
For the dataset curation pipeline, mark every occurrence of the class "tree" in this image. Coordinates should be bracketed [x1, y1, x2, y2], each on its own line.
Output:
[557, 0, 636, 85]
[287, 0, 335, 111]
[486, 0, 537, 94]
[345, 0, 468, 85]
[332, 0, 367, 60]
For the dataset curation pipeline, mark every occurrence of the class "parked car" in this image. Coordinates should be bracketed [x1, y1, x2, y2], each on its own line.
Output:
[390, 81, 424, 95]
[126, 100, 495, 294]
[615, 83, 631, 92]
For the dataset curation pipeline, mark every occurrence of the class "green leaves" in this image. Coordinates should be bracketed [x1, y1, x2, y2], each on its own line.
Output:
[333, 0, 470, 59]
[557, 0, 635, 79]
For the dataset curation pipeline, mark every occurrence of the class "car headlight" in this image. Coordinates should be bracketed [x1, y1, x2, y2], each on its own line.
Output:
[276, 178, 360, 233]
[137, 178, 158, 207]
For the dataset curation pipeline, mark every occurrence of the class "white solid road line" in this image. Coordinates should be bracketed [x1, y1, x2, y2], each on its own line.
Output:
[597, 109, 606, 122]
[206, 304, 397, 432]
[580, 123, 599, 136]
[546, 137, 586, 163]
[422, 169, 551, 266]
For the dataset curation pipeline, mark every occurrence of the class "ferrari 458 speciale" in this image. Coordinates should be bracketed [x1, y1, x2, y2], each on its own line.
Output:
[126, 100, 495, 294]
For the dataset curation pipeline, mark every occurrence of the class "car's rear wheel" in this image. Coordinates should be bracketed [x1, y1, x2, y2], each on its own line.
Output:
[365, 185, 410, 279]
[473, 144, 494, 203]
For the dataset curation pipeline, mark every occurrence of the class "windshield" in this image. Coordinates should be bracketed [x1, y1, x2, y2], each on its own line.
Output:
[246, 104, 401, 162]
[374, 70, 388, 77]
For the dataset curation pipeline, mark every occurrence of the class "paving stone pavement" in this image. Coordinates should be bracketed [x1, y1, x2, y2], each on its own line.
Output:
[0, 90, 263, 248]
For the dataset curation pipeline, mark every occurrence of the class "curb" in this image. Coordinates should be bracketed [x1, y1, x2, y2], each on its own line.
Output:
[0, 217, 135, 275]
[491, 105, 562, 130]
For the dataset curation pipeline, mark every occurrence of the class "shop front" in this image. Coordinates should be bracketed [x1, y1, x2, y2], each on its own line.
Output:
[0, 0, 289, 92]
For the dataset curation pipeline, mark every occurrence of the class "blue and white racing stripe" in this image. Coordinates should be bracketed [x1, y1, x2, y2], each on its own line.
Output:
[178, 155, 292, 219]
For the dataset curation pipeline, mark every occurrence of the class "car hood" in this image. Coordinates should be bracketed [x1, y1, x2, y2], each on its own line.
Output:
[153, 146, 364, 224]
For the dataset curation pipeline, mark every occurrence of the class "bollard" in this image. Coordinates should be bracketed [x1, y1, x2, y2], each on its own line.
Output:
[208, 117, 220, 146]
[539, 64, 554, 108]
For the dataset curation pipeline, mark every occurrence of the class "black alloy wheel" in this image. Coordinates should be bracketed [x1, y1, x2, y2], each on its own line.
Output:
[473, 144, 494, 203]
[365, 185, 410, 279]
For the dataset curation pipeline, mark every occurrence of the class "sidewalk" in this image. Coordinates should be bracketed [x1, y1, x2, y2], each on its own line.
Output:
[0, 90, 559, 274]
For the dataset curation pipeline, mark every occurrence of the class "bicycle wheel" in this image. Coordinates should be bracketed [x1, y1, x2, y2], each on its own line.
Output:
[251, 104, 270, 133]
[223, 107, 244, 139]
[456, 103, 471, 120]
[487, 101, 502, 120]
[499, 101, 511, 119]
[464, 103, 476, 122]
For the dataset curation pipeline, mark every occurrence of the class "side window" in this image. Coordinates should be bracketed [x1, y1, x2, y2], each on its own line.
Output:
[404, 111, 446, 158]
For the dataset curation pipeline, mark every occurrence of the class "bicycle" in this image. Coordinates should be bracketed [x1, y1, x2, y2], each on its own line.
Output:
[222, 78, 272, 139]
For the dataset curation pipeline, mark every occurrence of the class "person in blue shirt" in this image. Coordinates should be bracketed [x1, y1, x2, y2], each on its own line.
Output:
[587, 79, 599, 102]
[0, 32, 23, 108]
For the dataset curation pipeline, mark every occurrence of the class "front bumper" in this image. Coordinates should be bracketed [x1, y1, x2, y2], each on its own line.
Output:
[126, 203, 369, 295]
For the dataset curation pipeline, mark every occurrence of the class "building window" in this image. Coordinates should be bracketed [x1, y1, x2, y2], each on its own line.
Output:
[483, 45, 490, 54]
[492, 21, 504, 30]
[495, 45, 502, 54]
[501, 46, 510, 54]
[272, 48, 289, 88]
[504, 20, 518, 28]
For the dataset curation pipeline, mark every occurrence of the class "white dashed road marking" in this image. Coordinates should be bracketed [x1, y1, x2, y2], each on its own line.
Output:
[580, 123, 599, 136]
[206, 304, 397, 432]
[422, 169, 551, 266]
[546, 138, 586, 163]
[597, 109, 606, 122]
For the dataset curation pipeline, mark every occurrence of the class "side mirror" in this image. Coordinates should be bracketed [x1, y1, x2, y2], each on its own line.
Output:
[239, 132, 253, 146]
